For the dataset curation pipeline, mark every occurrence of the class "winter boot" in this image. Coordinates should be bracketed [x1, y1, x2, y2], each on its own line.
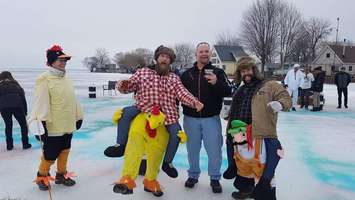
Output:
[55, 172, 76, 186]
[6, 139, 13, 151]
[162, 162, 178, 178]
[231, 190, 254, 199]
[35, 172, 53, 191]
[185, 177, 198, 188]
[113, 176, 136, 194]
[210, 180, 222, 193]
[223, 166, 237, 179]
[143, 179, 164, 197]
[104, 144, 125, 157]
[23, 143, 32, 150]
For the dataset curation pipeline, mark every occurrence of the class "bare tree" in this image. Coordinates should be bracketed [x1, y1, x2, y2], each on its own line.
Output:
[173, 43, 195, 69]
[215, 30, 241, 46]
[278, 2, 302, 69]
[113, 48, 153, 71]
[304, 17, 332, 60]
[95, 48, 111, 67]
[240, 0, 280, 73]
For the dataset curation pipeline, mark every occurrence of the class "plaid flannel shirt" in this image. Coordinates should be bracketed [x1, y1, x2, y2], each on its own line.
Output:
[121, 67, 198, 125]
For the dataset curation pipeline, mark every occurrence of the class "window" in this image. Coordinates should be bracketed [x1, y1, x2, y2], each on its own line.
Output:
[349, 66, 353, 71]
[222, 65, 226, 70]
[211, 58, 217, 64]
[326, 53, 331, 58]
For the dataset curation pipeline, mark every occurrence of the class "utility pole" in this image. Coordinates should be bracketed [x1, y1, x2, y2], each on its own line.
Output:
[333, 17, 340, 72]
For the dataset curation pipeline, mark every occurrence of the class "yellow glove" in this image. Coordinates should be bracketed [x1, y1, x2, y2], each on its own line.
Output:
[177, 130, 188, 144]
[112, 108, 123, 125]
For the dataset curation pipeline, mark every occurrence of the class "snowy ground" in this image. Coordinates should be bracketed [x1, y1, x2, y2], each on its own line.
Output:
[0, 67, 355, 200]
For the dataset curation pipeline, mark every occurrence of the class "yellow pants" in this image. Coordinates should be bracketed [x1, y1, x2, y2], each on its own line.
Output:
[120, 114, 169, 181]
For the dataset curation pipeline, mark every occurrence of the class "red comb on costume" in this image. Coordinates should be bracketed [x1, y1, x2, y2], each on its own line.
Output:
[48, 45, 63, 52]
[151, 105, 160, 115]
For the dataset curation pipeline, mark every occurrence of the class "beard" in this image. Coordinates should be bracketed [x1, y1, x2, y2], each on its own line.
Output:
[242, 74, 254, 83]
[155, 62, 170, 75]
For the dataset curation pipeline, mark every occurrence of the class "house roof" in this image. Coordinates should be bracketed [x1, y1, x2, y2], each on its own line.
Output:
[213, 45, 248, 62]
[329, 44, 355, 63]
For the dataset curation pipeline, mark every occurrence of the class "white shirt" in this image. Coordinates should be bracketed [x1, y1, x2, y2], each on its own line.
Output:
[300, 72, 314, 89]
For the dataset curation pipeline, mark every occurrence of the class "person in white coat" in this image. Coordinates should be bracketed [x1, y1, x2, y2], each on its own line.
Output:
[284, 64, 302, 111]
[299, 67, 314, 110]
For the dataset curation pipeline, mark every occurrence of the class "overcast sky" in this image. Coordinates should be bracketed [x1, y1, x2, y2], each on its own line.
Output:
[0, 0, 354, 69]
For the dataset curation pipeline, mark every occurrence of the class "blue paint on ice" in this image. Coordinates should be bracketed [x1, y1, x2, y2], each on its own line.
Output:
[283, 112, 355, 192]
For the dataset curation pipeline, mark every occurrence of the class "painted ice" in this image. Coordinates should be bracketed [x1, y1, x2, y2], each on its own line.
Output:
[0, 68, 354, 200]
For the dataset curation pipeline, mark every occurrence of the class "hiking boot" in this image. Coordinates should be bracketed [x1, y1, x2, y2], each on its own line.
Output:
[6, 143, 13, 151]
[162, 162, 178, 178]
[104, 144, 125, 157]
[292, 107, 296, 111]
[185, 178, 198, 188]
[210, 180, 222, 193]
[55, 172, 76, 186]
[337, 106, 341, 109]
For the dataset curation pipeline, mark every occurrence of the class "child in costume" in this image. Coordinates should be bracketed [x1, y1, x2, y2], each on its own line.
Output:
[30, 45, 83, 191]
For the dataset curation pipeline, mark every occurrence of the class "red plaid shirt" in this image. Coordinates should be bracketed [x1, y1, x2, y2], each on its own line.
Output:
[121, 67, 199, 125]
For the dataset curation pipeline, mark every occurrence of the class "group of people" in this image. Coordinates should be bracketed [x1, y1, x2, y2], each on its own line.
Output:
[1, 41, 350, 199]
[284, 63, 352, 111]
[284, 64, 326, 111]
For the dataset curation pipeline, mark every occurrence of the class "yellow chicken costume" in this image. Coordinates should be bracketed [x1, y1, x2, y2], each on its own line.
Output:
[113, 105, 183, 197]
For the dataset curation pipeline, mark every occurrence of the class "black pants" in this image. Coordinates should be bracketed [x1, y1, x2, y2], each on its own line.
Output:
[0, 107, 29, 146]
[299, 89, 312, 107]
[43, 134, 73, 161]
[337, 87, 348, 107]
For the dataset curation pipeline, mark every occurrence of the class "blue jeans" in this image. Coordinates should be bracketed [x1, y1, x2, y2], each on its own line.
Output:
[183, 115, 223, 180]
[116, 105, 181, 163]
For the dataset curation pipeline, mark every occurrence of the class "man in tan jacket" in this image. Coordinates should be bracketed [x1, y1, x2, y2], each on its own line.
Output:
[224, 57, 291, 200]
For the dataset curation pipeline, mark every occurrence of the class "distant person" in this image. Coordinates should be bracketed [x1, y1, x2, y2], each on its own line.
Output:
[311, 67, 325, 112]
[0, 71, 31, 151]
[334, 67, 352, 109]
[284, 64, 302, 111]
[299, 67, 314, 110]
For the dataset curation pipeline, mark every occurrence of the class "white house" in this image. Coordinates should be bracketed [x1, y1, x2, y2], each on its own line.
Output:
[312, 43, 355, 76]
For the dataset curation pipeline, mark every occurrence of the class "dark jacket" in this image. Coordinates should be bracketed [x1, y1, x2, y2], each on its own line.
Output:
[312, 71, 325, 92]
[181, 62, 231, 118]
[335, 71, 351, 88]
[0, 79, 27, 114]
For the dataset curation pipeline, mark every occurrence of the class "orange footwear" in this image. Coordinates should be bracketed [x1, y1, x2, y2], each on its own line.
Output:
[143, 179, 163, 197]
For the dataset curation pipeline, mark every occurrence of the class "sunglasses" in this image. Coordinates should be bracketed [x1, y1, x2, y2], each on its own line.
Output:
[56, 59, 68, 63]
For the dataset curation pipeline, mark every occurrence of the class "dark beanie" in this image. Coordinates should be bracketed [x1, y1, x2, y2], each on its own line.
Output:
[46, 45, 71, 65]
[154, 45, 176, 63]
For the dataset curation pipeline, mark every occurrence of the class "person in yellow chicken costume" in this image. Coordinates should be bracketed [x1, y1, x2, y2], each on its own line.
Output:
[112, 105, 186, 197]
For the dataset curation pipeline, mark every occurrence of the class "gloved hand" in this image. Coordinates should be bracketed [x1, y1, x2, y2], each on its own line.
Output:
[177, 130, 188, 143]
[76, 120, 83, 130]
[253, 178, 272, 199]
[267, 101, 283, 112]
[284, 84, 288, 88]
[298, 87, 302, 91]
